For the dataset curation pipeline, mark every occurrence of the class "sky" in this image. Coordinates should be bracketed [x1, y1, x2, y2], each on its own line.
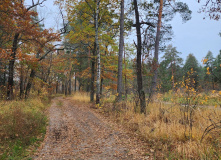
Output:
[169, 0, 221, 63]
[25, 0, 221, 64]
[24, 0, 61, 30]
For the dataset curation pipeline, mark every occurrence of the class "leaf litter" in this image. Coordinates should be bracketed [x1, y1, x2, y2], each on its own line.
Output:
[33, 97, 152, 160]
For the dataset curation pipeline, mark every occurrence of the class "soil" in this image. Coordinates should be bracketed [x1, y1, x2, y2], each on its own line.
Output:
[33, 97, 152, 160]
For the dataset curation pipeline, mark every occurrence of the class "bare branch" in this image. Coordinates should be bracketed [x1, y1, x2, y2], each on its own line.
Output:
[26, 0, 47, 11]
[59, 6, 69, 34]
[132, 21, 155, 28]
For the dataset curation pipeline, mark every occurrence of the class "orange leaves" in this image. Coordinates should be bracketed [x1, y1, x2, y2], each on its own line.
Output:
[0, 48, 11, 59]
[110, 83, 117, 90]
[202, 58, 208, 64]
[206, 67, 210, 75]
[80, 67, 91, 79]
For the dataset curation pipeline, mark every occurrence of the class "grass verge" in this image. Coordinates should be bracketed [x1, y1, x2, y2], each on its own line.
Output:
[0, 98, 48, 160]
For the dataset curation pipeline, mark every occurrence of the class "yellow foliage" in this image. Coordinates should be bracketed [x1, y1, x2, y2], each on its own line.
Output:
[206, 67, 210, 75]
[202, 58, 208, 64]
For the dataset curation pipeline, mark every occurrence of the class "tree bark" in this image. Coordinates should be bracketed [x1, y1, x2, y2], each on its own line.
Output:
[56, 80, 59, 94]
[95, 0, 101, 104]
[25, 69, 36, 99]
[90, 45, 95, 101]
[149, 0, 163, 102]
[65, 79, 68, 95]
[20, 63, 24, 99]
[134, 0, 146, 113]
[62, 82, 65, 94]
[75, 72, 77, 92]
[85, 78, 89, 92]
[68, 72, 72, 95]
[25, 52, 40, 99]
[100, 76, 103, 96]
[124, 48, 127, 100]
[117, 0, 124, 102]
[3, 65, 6, 86]
[7, 33, 19, 100]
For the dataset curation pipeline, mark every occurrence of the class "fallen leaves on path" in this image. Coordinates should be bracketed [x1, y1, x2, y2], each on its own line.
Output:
[33, 97, 152, 160]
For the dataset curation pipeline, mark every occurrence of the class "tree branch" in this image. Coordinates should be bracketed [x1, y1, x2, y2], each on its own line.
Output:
[132, 21, 155, 28]
[26, 0, 47, 11]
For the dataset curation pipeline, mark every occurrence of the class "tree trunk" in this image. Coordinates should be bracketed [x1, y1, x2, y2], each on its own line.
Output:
[65, 79, 68, 95]
[20, 63, 24, 99]
[62, 82, 65, 94]
[100, 76, 103, 96]
[149, 0, 163, 102]
[3, 65, 6, 86]
[56, 80, 59, 94]
[75, 73, 77, 92]
[86, 79, 90, 92]
[117, 0, 124, 102]
[124, 49, 127, 100]
[68, 72, 72, 95]
[95, 0, 101, 104]
[79, 82, 81, 91]
[171, 60, 174, 90]
[90, 45, 95, 101]
[25, 69, 36, 99]
[25, 52, 41, 99]
[134, 0, 146, 113]
[7, 33, 19, 100]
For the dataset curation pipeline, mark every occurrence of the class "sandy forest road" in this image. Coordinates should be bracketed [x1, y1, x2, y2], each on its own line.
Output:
[33, 97, 151, 160]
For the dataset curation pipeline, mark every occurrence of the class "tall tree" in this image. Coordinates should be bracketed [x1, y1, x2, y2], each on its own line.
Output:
[149, 0, 163, 101]
[147, 0, 191, 100]
[204, 51, 215, 90]
[1, 0, 47, 100]
[117, 0, 124, 101]
[158, 45, 183, 92]
[133, 0, 146, 113]
[183, 54, 200, 89]
[95, 0, 101, 104]
[61, 0, 119, 102]
[212, 50, 221, 87]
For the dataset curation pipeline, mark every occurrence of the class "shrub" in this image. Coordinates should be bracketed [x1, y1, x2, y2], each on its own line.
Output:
[0, 98, 47, 159]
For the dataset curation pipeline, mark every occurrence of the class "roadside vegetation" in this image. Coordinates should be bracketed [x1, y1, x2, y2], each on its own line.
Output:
[0, 97, 48, 159]
[72, 91, 221, 159]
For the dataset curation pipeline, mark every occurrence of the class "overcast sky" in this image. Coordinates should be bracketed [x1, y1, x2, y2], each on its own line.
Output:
[25, 0, 221, 64]
[170, 0, 221, 64]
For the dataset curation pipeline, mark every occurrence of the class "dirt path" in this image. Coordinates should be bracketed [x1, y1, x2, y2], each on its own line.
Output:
[33, 97, 151, 160]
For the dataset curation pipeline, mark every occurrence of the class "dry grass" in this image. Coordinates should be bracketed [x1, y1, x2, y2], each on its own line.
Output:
[72, 92, 91, 103]
[110, 101, 221, 159]
[70, 92, 221, 158]
[0, 98, 48, 159]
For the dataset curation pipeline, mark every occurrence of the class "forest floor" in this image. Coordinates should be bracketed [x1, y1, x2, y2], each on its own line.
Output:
[33, 97, 152, 160]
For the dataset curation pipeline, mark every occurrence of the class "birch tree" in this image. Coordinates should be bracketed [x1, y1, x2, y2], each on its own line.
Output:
[95, 0, 101, 104]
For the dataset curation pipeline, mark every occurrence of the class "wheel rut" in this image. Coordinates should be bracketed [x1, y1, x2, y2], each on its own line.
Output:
[33, 97, 151, 160]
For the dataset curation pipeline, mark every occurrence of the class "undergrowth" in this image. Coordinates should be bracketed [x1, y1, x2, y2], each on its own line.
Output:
[161, 89, 221, 107]
[0, 97, 48, 159]
[72, 92, 91, 103]
[73, 92, 221, 159]
[108, 102, 221, 159]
